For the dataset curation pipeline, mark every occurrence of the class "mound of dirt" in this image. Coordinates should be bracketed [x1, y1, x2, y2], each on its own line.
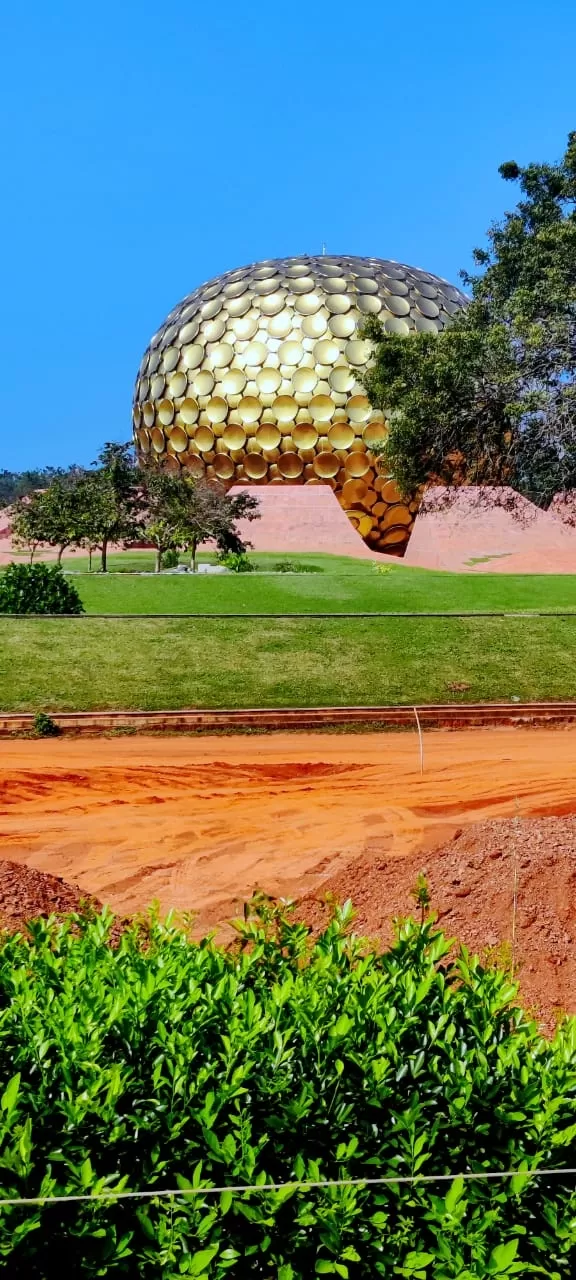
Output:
[299, 816, 576, 1031]
[0, 859, 103, 935]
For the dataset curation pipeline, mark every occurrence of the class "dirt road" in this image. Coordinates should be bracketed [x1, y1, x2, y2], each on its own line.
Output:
[1, 728, 575, 932]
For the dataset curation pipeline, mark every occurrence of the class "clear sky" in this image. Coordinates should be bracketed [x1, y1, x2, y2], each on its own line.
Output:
[1, 0, 574, 470]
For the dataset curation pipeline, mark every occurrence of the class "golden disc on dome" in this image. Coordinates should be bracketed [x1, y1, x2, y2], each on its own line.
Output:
[203, 316, 227, 345]
[205, 396, 228, 424]
[256, 367, 282, 394]
[268, 309, 294, 338]
[347, 395, 371, 423]
[244, 453, 268, 479]
[143, 401, 156, 427]
[201, 297, 223, 320]
[179, 318, 200, 343]
[223, 422, 247, 449]
[354, 277, 379, 294]
[292, 367, 317, 394]
[283, 262, 310, 277]
[151, 428, 165, 453]
[272, 395, 298, 423]
[133, 403, 142, 428]
[357, 294, 382, 315]
[345, 339, 371, 365]
[302, 312, 328, 338]
[328, 365, 354, 393]
[157, 399, 175, 425]
[313, 452, 339, 478]
[289, 275, 315, 294]
[372, 501, 386, 517]
[385, 294, 411, 317]
[328, 312, 356, 339]
[137, 428, 150, 452]
[381, 526, 409, 546]
[357, 514, 375, 537]
[170, 425, 188, 452]
[294, 291, 322, 315]
[363, 489, 377, 508]
[186, 454, 206, 478]
[191, 370, 214, 396]
[220, 368, 246, 395]
[238, 396, 262, 424]
[195, 425, 215, 452]
[313, 339, 339, 365]
[231, 314, 259, 341]
[345, 451, 371, 478]
[223, 278, 249, 298]
[415, 314, 439, 334]
[380, 478, 403, 503]
[209, 342, 234, 369]
[226, 294, 251, 318]
[164, 453, 181, 473]
[309, 395, 335, 423]
[214, 455, 235, 480]
[259, 291, 286, 316]
[252, 275, 280, 295]
[150, 374, 165, 399]
[292, 421, 319, 449]
[363, 420, 388, 447]
[384, 503, 412, 526]
[162, 346, 180, 372]
[385, 316, 410, 335]
[181, 343, 204, 369]
[278, 451, 304, 479]
[244, 341, 268, 366]
[278, 340, 302, 365]
[167, 370, 187, 398]
[342, 478, 368, 505]
[256, 422, 281, 449]
[328, 422, 354, 449]
[325, 294, 351, 314]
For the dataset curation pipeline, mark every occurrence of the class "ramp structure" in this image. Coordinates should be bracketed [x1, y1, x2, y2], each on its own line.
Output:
[229, 485, 379, 558]
[404, 486, 576, 573]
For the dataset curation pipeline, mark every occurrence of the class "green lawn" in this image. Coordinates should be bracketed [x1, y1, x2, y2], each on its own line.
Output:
[51, 552, 576, 615]
[1, 616, 575, 711]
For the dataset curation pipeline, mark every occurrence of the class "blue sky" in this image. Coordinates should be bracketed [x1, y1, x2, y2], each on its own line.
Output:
[1, 0, 574, 470]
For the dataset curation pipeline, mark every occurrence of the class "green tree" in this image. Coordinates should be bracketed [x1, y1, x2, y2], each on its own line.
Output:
[139, 466, 188, 572]
[89, 442, 143, 572]
[363, 131, 576, 506]
[157, 474, 259, 571]
[10, 477, 82, 565]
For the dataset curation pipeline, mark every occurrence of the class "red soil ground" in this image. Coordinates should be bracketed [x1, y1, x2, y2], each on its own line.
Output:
[0, 859, 101, 934]
[1, 728, 576, 1025]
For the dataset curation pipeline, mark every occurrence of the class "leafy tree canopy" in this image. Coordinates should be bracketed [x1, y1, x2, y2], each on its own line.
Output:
[363, 131, 576, 505]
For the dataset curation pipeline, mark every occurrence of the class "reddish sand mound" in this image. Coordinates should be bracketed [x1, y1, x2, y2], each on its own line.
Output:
[0, 859, 102, 934]
[299, 816, 576, 1029]
[404, 485, 576, 573]
[227, 485, 382, 558]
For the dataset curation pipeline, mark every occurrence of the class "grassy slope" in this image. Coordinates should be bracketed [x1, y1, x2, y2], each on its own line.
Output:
[1, 616, 575, 711]
[64, 557, 576, 615]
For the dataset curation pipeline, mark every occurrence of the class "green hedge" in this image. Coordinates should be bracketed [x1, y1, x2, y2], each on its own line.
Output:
[0, 903, 575, 1276]
[0, 562, 84, 614]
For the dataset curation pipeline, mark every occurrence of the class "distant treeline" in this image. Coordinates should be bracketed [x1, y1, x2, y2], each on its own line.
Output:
[0, 467, 79, 508]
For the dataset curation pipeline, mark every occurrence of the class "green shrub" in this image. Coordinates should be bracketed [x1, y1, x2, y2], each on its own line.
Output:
[273, 560, 323, 573]
[0, 562, 84, 615]
[160, 548, 180, 570]
[0, 903, 575, 1276]
[218, 551, 254, 573]
[32, 711, 60, 738]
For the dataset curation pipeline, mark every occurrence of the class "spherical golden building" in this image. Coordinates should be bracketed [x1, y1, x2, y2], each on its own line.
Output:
[133, 254, 468, 553]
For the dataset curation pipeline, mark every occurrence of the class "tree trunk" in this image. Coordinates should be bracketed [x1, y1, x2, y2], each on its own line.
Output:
[88, 547, 93, 572]
[101, 539, 108, 573]
[155, 548, 162, 573]
[29, 545, 36, 565]
[57, 546, 64, 565]
[191, 539, 198, 572]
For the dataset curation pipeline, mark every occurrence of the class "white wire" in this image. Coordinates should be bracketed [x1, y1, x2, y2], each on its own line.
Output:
[1, 1166, 576, 1208]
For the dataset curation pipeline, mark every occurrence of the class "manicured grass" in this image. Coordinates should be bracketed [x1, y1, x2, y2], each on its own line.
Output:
[72, 561, 576, 615]
[1, 615, 575, 711]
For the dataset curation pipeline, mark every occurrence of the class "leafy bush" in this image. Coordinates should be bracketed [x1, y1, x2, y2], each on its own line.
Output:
[159, 548, 180, 570]
[217, 551, 254, 573]
[33, 711, 60, 738]
[273, 560, 323, 574]
[0, 562, 84, 614]
[0, 903, 575, 1276]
